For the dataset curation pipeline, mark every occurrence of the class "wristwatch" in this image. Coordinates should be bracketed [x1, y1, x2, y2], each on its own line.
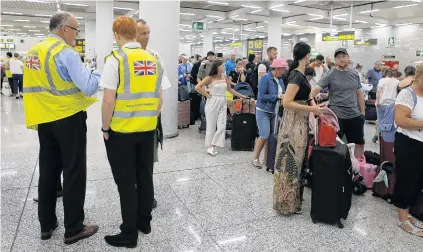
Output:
[101, 128, 110, 133]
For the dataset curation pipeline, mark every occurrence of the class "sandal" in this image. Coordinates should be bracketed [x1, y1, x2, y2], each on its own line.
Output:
[398, 220, 423, 237]
[408, 215, 423, 229]
[252, 159, 262, 169]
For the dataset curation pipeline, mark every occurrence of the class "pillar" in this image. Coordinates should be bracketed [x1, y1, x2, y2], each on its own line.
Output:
[95, 0, 113, 72]
[85, 19, 96, 60]
[267, 13, 282, 56]
[202, 30, 214, 56]
[139, 0, 179, 138]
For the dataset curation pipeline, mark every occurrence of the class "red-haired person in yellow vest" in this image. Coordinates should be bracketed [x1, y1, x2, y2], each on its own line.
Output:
[100, 16, 163, 248]
[23, 11, 100, 244]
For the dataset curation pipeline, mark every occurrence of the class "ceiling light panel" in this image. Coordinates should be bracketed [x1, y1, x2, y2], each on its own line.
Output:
[241, 5, 261, 9]
[64, 3, 88, 7]
[359, 9, 379, 14]
[393, 4, 418, 9]
[181, 12, 195, 16]
[271, 9, 290, 12]
[36, 14, 52, 17]
[206, 15, 223, 19]
[113, 7, 134, 11]
[15, 20, 30, 22]
[207, 1, 229, 6]
[250, 9, 262, 13]
[3, 12, 23, 15]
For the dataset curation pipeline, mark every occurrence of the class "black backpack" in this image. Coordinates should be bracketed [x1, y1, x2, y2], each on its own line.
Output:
[250, 60, 270, 97]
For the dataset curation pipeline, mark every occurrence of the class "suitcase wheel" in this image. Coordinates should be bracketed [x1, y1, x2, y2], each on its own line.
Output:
[178, 125, 189, 129]
[312, 218, 317, 224]
[337, 221, 344, 229]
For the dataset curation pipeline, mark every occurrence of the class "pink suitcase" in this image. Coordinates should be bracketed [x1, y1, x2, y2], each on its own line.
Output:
[178, 100, 190, 129]
[357, 155, 377, 189]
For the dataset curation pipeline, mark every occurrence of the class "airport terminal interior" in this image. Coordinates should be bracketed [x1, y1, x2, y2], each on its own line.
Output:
[1, 0, 423, 251]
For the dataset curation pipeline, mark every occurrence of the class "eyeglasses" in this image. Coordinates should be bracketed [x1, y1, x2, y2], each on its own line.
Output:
[64, 25, 80, 35]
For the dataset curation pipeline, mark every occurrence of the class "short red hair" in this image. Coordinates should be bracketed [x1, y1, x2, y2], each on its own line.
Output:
[112, 16, 137, 40]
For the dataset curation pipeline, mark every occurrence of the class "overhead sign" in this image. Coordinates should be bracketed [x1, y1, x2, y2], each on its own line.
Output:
[382, 55, 395, 60]
[416, 50, 423, 57]
[340, 40, 348, 48]
[247, 39, 263, 58]
[322, 31, 355, 41]
[192, 22, 207, 31]
[387, 36, 395, 47]
[354, 39, 378, 46]
[229, 41, 242, 47]
[6, 39, 13, 42]
[75, 39, 85, 53]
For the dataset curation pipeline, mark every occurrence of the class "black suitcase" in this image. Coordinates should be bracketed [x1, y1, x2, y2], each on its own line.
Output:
[310, 141, 352, 228]
[231, 113, 257, 151]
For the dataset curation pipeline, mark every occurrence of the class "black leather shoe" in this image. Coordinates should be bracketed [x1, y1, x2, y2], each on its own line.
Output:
[33, 191, 63, 202]
[41, 221, 59, 240]
[152, 199, 157, 209]
[137, 224, 151, 234]
[104, 233, 137, 248]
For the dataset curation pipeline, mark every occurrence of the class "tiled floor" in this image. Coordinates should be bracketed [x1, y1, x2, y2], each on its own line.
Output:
[1, 90, 423, 252]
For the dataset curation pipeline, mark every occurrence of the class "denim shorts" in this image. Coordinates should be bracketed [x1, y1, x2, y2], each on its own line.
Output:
[256, 109, 276, 140]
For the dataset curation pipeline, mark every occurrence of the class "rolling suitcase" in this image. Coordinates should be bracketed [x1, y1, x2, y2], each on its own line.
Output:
[266, 102, 281, 174]
[178, 100, 190, 129]
[231, 98, 256, 151]
[365, 99, 377, 121]
[310, 140, 352, 228]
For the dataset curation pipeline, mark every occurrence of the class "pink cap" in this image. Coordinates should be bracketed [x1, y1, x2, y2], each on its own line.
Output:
[270, 58, 288, 68]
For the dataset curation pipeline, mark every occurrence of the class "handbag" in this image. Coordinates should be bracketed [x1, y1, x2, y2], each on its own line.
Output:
[316, 108, 339, 148]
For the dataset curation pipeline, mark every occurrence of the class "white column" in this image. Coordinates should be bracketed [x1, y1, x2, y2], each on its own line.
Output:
[267, 13, 282, 55]
[139, 0, 179, 138]
[202, 30, 214, 56]
[95, 0, 113, 72]
[85, 19, 96, 60]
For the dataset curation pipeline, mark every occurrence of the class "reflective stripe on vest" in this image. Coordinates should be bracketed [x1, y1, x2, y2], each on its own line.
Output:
[22, 41, 80, 96]
[115, 48, 162, 105]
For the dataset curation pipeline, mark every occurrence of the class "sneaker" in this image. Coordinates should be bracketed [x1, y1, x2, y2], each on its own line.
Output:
[212, 147, 218, 155]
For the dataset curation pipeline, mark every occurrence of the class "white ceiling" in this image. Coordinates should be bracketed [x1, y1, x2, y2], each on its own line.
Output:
[1, 0, 423, 43]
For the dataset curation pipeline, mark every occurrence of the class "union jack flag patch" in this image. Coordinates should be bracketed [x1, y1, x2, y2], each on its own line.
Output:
[133, 60, 156, 76]
[26, 55, 41, 70]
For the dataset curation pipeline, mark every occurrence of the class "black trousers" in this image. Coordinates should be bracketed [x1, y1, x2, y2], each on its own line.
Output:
[393, 132, 423, 209]
[7, 77, 15, 94]
[12, 74, 23, 94]
[105, 129, 155, 237]
[38, 111, 87, 237]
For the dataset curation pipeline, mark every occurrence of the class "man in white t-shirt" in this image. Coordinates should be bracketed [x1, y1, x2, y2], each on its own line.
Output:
[133, 18, 172, 210]
[310, 54, 325, 83]
[9, 52, 24, 98]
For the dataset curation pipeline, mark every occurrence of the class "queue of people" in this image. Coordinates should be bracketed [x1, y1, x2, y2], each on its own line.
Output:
[14, 9, 423, 250]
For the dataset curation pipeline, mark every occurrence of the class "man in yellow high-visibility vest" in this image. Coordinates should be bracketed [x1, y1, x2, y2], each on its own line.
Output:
[100, 16, 163, 248]
[23, 11, 99, 244]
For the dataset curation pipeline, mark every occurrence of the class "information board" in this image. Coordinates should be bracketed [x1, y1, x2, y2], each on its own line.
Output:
[354, 39, 377, 46]
[75, 39, 85, 53]
[247, 39, 263, 58]
[322, 31, 355, 41]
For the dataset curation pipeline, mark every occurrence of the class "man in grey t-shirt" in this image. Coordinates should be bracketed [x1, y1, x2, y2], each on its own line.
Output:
[309, 48, 366, 157]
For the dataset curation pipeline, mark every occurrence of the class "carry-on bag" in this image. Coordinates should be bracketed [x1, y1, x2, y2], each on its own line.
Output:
[364, 151, 381, 166]
[316, 108, 339, 147]
[365, 99, 377, 121]
[309, 140, 352, 228]
[231, 98, 257, 151]
[372, 161, 395, 203]
[410, 192, 423, 221]
[357, 155, 378, 189]
[266, 103, 281, 173]
[178, 100, 190, 129]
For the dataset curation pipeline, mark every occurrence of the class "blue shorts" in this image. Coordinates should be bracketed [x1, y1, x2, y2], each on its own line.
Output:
[256, 109, 276, 140]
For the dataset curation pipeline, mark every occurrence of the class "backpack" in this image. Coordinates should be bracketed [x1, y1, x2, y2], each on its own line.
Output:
[234, 82, 254, 98]
[378, 87, 418, 142]
[250, 61, 270, 96]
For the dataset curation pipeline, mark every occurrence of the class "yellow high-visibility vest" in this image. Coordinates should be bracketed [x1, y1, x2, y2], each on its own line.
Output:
[5, 59, 12, 78]
[23, 37, 97, 129]
[109, 47, 162, 133]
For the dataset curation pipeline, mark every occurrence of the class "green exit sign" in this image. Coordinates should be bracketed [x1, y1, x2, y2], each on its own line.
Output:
[417, 50, 423, 57]
[192, 22, 207, 31]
